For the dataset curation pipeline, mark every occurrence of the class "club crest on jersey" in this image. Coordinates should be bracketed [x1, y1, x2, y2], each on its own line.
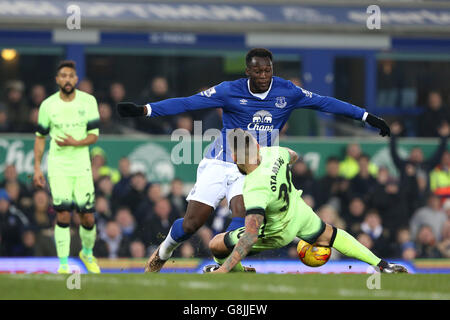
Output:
[248, 110, 274, 132]
[200, 87, 216, 97]
[275, 96, 287, 109]
[78, 109, 85, 117]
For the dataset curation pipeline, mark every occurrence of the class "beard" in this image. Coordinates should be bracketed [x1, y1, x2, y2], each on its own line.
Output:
[60, 83, 75, 95]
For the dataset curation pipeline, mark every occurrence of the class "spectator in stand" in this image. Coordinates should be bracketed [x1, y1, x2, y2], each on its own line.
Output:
[18, 229, 36, 256]
[175, 114, 194, 134]
[0, 104, 12, 132]
[339, 143, 377, 180]
[19, 107, 39, 133]
[27, 189, 54, 231]
[134, 183, 164, 224]
[390, 120, 448, 203]
[349, 154, 377, 201]
[209, 198, 231, 236]
[429, 150, 450, 202]
[291, 158, 315, 196]
[139, 198, 176, 253]
[367, 171, 409, 236]
[360, 209, 390, 257]
[437, 220, 450, 258]
[130, 240, 146, 258]
[0, 189, 29, 256]
[342, 196, 366, 236]
[136, 76, 173, 134]
[313, 156, 349, 210]
[95, 221, 130, 258]
[4, 80, 29, 130]
[391, 227, 416, 260]
[418, 91, 450, 137]
[0, 164, 31, 200]
[29, 84, 47, 109]
[77, 78, 94, 95]
[415, 224, 442, 258]
[112, 157, 132, 200]
[90, 146, 121, 184]
[94, 195, 113, 239]
[95, 175, 114, 200]
[115, 206, 137, 240]
[410, 193, 447, 242]
[167, 178, 187, 215]
[98, 102, 123, 134]
[108, 82, 134, 128]
[356, 232, 374, 252]
[119, 171, 149, 215]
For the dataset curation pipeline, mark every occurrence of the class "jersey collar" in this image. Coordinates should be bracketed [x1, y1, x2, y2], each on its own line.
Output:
[247, 78, 273, 100]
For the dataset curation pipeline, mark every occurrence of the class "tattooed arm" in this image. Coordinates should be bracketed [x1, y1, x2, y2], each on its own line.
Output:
[213, 213, 264, 273]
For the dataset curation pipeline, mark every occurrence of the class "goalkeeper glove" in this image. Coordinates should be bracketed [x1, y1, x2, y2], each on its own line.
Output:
[117, 102, 147, 117]
[365, 113, 390, 137]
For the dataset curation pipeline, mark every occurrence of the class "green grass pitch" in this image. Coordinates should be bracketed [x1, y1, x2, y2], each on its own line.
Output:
[0, 273, 449, 300]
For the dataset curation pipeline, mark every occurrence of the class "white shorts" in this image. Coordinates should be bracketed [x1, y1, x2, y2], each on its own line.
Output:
[186, 158, 245, 209]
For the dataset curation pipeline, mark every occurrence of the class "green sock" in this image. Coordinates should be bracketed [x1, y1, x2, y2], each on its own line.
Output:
[332, 228, 381, 266]
[54, 224, 70, 265]
[79, 224, 96, 256]
[213, 256, 245, 272]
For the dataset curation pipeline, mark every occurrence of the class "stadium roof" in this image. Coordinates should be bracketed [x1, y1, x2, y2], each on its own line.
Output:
[0, 0, 449, 36]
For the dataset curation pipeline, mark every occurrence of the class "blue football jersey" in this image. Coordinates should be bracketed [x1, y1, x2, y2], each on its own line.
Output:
[148, 76, 366, 162]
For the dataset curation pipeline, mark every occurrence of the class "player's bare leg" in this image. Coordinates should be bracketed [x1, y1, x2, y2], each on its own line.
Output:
[145, 200, 213, 273]
[316, 223, 408, 273]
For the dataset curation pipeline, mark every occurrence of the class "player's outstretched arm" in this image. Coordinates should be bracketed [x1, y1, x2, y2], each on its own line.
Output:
[364, 113, 391, 137]
[117, 102, 148, 117]
[213, 213, 263, 273]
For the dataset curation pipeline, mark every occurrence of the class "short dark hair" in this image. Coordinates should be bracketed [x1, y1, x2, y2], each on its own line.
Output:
[246, 48, 273, 66]
[57, 60, 76, 74]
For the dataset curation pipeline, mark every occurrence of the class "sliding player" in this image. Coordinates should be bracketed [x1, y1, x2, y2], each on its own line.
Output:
[117, 48, 391, 272]
[206, 129, 407, 274]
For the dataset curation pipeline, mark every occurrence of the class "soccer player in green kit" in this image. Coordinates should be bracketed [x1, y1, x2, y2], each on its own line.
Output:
[206, 128, 407, 274]
[33, 60, 101, 274]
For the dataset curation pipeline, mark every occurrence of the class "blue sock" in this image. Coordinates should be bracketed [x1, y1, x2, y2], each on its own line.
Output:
[170, 218, 193, 242]
[226, 217, 245, 232]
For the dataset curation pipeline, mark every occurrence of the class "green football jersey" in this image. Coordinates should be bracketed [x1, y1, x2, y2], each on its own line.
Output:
[243, 146, 301, 246]
[36, 89, 99, 177]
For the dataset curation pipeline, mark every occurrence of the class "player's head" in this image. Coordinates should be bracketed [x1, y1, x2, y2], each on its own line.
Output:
[55, 60, 78, 95]
[227, 128, 260, 174]
[245, 48, 273, 93]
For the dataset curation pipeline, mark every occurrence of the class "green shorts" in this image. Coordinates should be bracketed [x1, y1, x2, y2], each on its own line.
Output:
[224, 195, 325, 254]
[48, 175, 95, 213]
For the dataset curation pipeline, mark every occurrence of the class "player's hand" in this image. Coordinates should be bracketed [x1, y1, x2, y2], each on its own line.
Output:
[33, 169, 46, 188]
[55, 134, 79, 147]
[366, 113, 391, 137]
[117, 102, 146, 117]
[211, 267, 228, 274]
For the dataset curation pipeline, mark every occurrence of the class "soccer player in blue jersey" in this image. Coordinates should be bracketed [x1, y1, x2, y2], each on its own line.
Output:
[117, 48, 390, 272]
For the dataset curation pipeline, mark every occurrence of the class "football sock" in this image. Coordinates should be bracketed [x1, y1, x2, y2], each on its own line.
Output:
[213, 256, 245, 272]
[331, 228, 381, 266]
[55, 222, 70, 265]
[79, 224, 96, 256]
[159, 219, 192, 260]
[226, 217, 245, 232]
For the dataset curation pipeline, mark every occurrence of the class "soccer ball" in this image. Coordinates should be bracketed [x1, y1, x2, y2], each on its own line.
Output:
[297, 240, 331, 267]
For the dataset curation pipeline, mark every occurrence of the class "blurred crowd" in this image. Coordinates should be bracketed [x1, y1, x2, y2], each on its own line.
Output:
[0, 75, 450, 261]
[1, 123, 450, 261]
[0, 75, 449, 137]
